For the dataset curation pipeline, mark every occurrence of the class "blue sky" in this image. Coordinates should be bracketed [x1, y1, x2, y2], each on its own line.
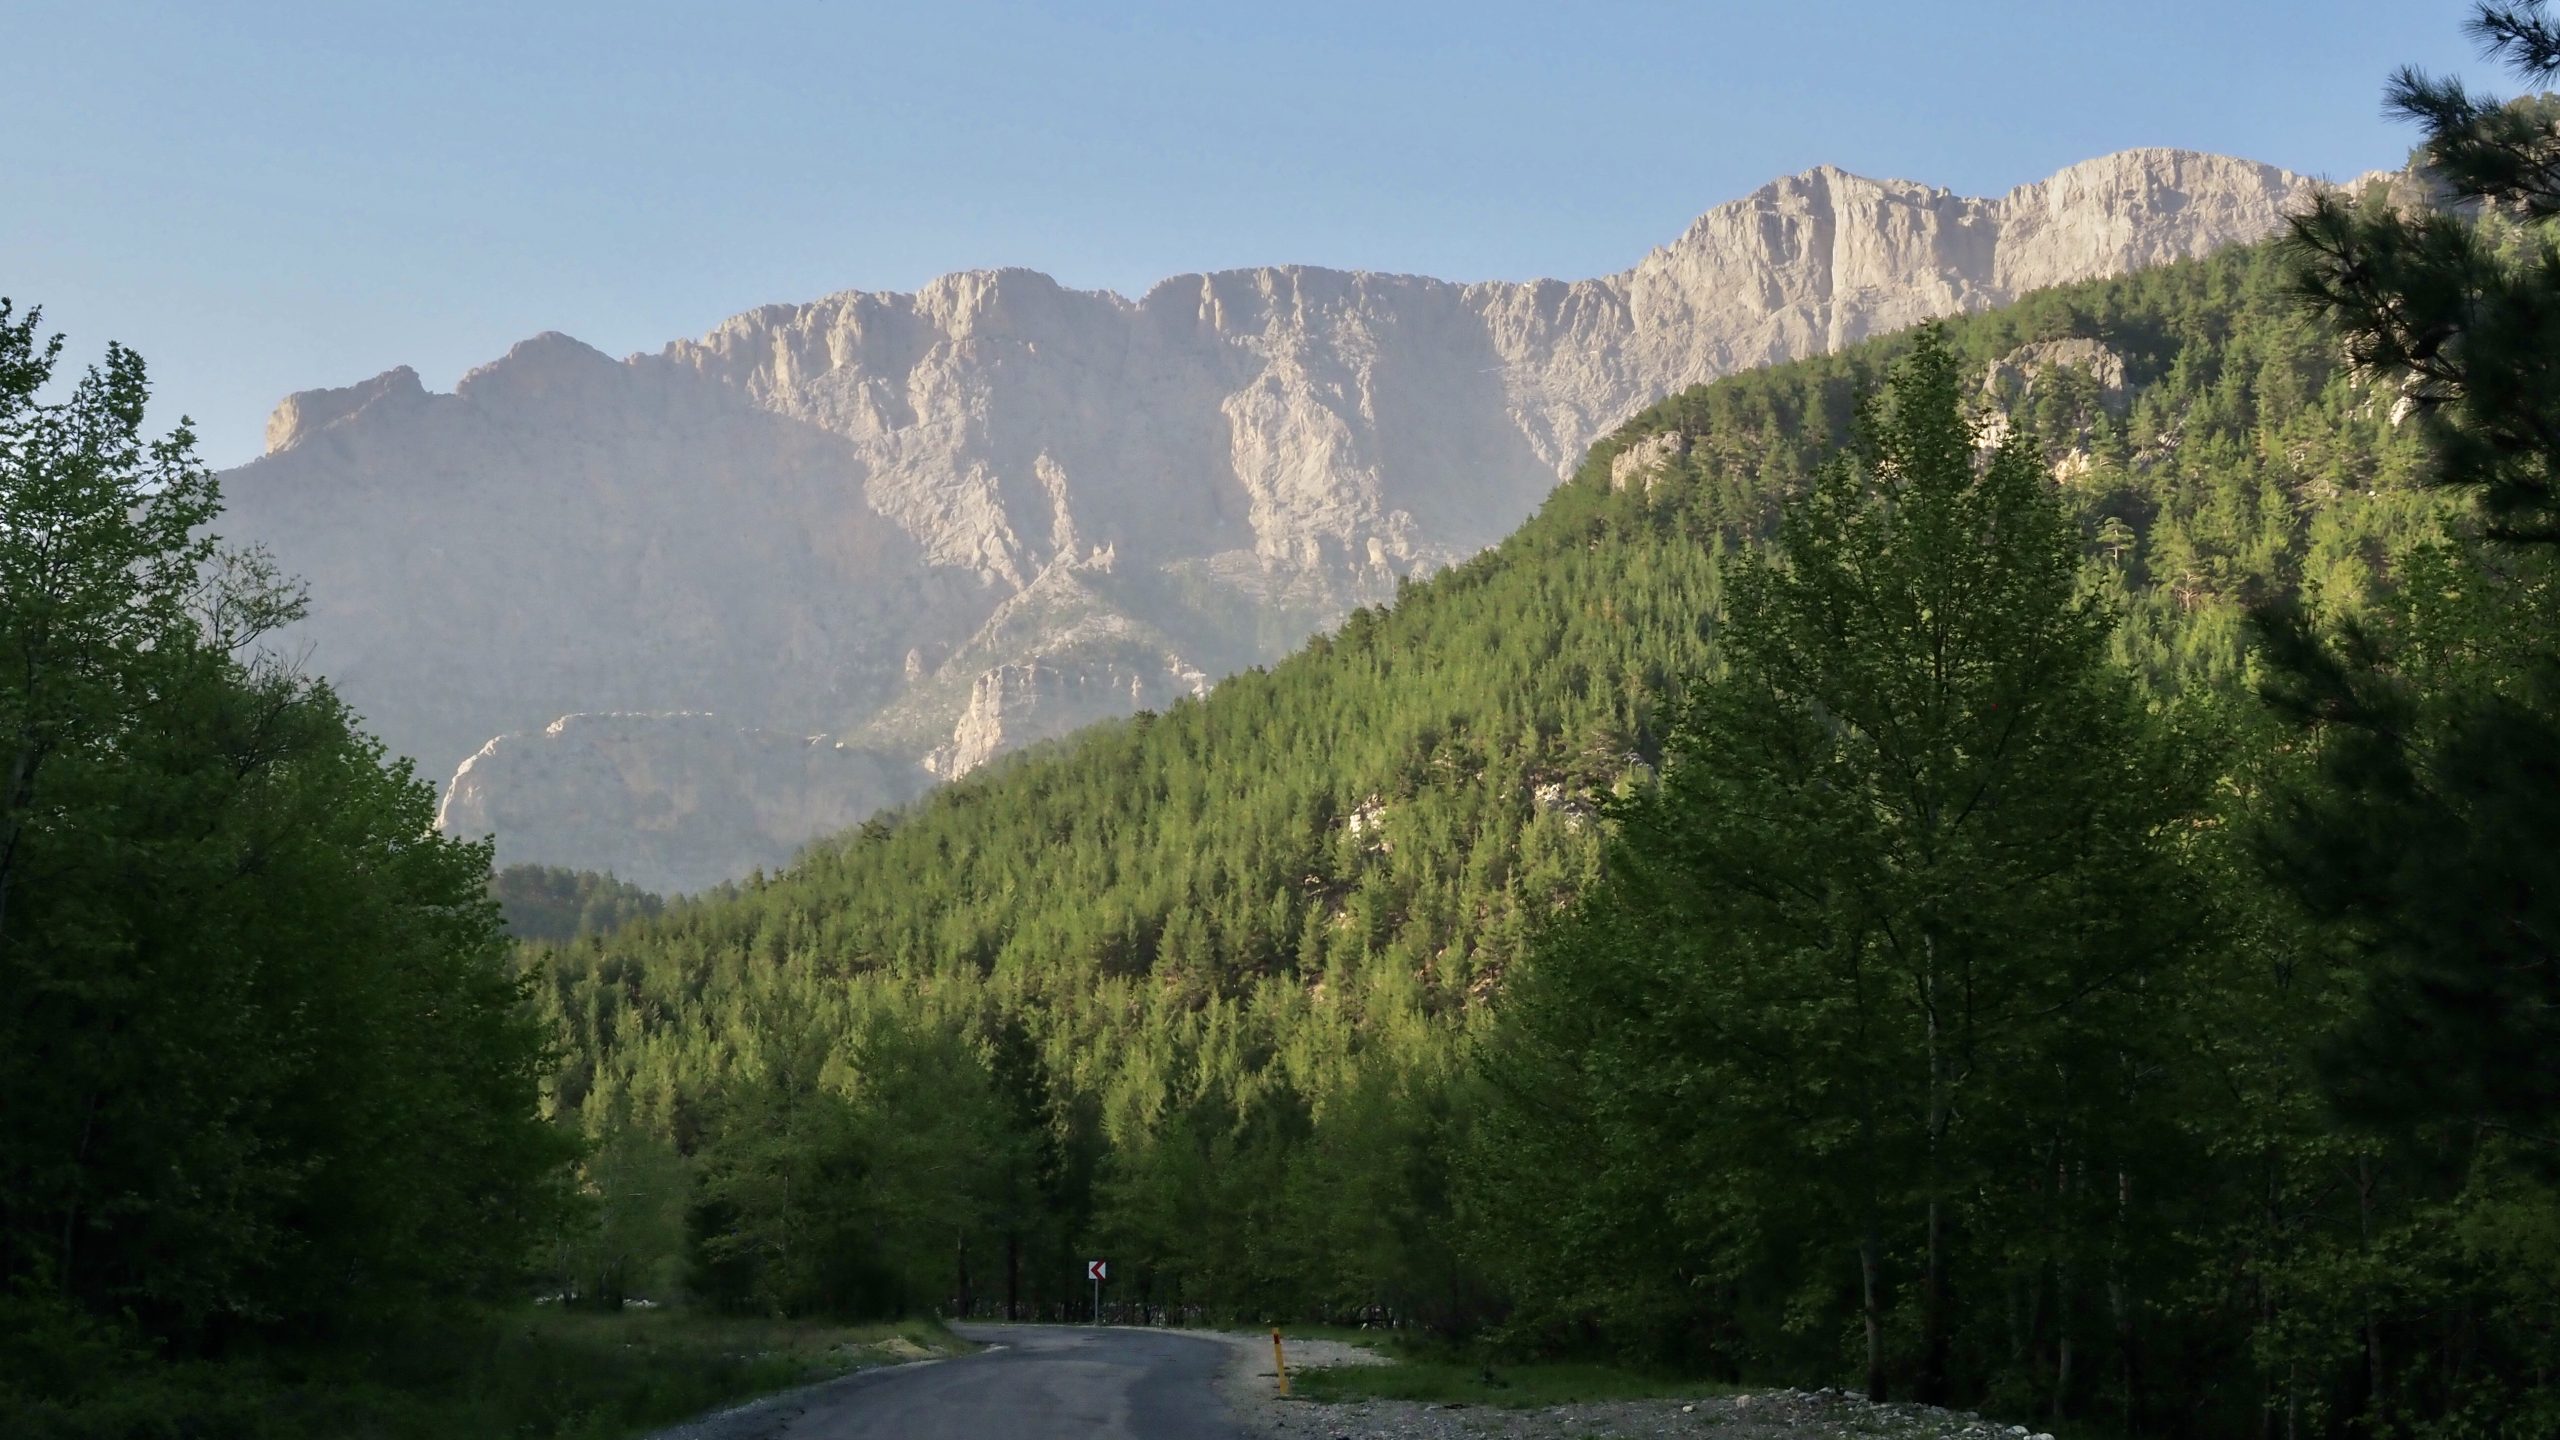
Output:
[6, 1, 2489, 466]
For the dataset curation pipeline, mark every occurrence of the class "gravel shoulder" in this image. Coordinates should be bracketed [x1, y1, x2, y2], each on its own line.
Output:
[1206, 1330, 1385, 1433]
[1209, 1337, 2063, 1440]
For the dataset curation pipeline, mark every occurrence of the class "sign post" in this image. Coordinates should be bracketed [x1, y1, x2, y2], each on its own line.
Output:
[1087, 1259, 1107, 1325]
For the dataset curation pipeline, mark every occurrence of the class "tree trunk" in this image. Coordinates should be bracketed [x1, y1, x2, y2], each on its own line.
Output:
[2052, 1159, 2072, 1423]
[1860, 1227, 1887, 1403]
[1920, 932, 1949, 1407]
[2358, 1155, 2384, 1420]
[1923, 1193, 1947, 1405]
[2008, 1274, 2023, 1370]
[1855, 1028, 1888, 1405]
[1006, 1230, 1021, 1322]
[2052, 1281, 2073, 1421]
[2257, 1277, 2277, 1440]
[56, 1087, 100, 1299]
[2112, 1168, 2138, 1432]
[0, 737, 42, 955]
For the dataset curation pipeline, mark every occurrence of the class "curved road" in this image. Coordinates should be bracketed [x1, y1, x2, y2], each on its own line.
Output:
[663, 1324, 1249, 1440]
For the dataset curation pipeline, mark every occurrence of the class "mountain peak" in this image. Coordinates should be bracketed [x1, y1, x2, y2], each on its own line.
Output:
[262, 365, 426, 456]
[453, 331, 620, 398]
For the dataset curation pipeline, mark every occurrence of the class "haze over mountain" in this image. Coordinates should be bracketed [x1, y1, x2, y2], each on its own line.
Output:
[217, 147, 2328, 893]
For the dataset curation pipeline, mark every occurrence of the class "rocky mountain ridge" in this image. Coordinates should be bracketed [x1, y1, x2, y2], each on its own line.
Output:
[220, 148, 2332, 893]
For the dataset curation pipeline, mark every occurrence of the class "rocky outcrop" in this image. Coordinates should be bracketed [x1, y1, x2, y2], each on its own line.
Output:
[1977, 338, 2136, 466]
[437, 713, 926, 896]
[1610, 432, 1692, 493]
[1983, 337, 2131, 411]
[217, 148, 2331, 892]
[855, 556, 1214, 776]
[926, 654, 1204, 779]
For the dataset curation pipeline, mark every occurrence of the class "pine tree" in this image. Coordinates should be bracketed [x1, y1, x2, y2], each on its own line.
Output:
[2266, 0, 2560, 1160]
[1483, 327, 2202, 1403]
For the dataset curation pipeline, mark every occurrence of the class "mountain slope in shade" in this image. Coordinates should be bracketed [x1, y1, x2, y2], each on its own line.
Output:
[218, 148, 2331, 893]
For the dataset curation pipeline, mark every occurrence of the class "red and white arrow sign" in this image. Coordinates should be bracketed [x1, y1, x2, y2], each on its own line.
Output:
[1087, 1259, 1108, 1281]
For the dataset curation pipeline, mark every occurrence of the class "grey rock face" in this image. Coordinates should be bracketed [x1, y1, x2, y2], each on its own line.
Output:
[438, 713, 927, 896]
[1610, 432, 1692, 494]
[218, 148, 2324, 894]
[1983, 337, 2131, 409]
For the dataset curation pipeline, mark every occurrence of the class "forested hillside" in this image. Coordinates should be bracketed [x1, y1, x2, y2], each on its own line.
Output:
[494, 863, 669, 943]
[525, 211, 2537, 1433]
[539, 228, 2430, 1055]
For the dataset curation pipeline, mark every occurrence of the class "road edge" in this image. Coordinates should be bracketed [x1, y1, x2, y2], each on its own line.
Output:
[637, 1354, 959, 1440]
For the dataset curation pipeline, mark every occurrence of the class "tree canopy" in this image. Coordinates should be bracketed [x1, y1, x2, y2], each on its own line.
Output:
[0, 304, 569, 1380]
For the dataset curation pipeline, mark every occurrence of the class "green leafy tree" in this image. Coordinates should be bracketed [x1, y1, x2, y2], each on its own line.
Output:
[688, 1032, 890, 1317]
[0, 304, 244, 949]
[557, 1104, 689, 1308]
[1482, 327, 2203, 1404]
[684, 1002, 1021, 1319]
[493, 863, 666, 942]
[0, 304, 569, 1357]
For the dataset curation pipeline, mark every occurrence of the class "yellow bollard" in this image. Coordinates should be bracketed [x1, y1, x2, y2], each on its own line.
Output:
[1271, 1326, 1289, 1396]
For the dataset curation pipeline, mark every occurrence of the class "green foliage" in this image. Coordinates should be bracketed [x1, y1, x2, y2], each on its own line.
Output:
[528, 223, 2453, 1422]
[495, 864, 667, 943]
[1478, 329, 2210, 1405]
[682, 1003, 1022, 1319]
[2272, 3, 2560, 1161]
[0, 1303, 965, 1440]
[548, 1113, 688, 1311]
[0, 306, 572, 1369]
[2258, 543, 2560, 1151]
[2228, 10, 2560, 1434]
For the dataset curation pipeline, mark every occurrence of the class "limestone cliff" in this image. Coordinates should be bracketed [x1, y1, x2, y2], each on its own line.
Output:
[218, 148, 2329, 893]
[437, 713, 926, 896]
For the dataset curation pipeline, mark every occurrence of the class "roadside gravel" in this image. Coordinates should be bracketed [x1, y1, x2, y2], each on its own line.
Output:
[1212, 1337, 2064, 1440]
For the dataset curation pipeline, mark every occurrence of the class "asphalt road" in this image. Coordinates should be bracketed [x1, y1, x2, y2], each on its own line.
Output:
[658, 1324, 1248, 1440]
